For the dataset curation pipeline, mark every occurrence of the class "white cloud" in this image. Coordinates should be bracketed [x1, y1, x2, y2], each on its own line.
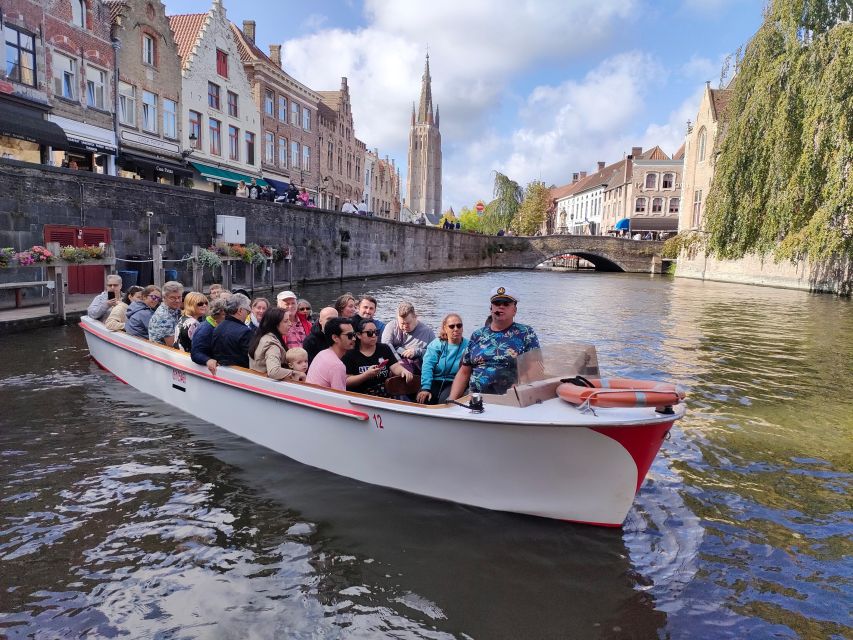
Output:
[280, 0, 703, 210]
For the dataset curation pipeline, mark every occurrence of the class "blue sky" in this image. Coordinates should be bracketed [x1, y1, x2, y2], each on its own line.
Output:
[165, 0, 764, 211]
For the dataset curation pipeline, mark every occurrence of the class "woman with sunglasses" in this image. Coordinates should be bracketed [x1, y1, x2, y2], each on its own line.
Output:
[417, 313, 469, 404]
[174, 292, 210, 352]
[125, 285, 162, 339]
[343, 318, 412, 397]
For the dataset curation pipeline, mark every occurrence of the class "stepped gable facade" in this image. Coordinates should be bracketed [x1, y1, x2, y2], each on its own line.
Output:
[169, 0, 262, 192]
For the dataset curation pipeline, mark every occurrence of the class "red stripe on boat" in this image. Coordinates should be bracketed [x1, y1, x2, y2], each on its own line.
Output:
[81, 323, 369, 421]
[592, 422, 672, 492]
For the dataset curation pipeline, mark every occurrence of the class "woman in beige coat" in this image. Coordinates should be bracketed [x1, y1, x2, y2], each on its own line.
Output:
[105, 286, 144, 331]
[248, 307, 306, 381]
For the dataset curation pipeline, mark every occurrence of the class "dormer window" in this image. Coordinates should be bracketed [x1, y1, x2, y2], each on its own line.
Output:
[216, 49, 228, 78]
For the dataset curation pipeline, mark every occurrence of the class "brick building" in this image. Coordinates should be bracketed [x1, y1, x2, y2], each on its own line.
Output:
[317, 77, 364, 211]
[679, 82, 731, 232]
[107, 0, 189, 185]
[230, 20, 320, 201]
[0, 0, 70, 165]
[169, 0, 263, 194]
[1, 1, 118, 173]
[364, 148, 401, 219]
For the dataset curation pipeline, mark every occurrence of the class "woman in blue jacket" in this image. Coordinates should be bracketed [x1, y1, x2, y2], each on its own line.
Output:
[417, 313, 468, 404]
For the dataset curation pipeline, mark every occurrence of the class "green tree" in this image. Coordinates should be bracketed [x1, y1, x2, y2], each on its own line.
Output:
[705, 0, 853, 261]
[481, 171, 522, 235]
[458, 206, 482, 231]
[511, 181, 550, 235]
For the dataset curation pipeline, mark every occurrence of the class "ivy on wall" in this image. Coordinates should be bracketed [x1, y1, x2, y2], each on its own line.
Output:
[705, 0, 853, 261]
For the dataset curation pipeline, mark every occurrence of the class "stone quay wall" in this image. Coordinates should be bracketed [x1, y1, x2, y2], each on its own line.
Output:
[676, 249, 852, 296]
[0, 161, 531, 302]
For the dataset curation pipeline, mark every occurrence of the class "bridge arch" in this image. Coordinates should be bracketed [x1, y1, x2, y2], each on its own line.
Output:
[535, 250, 627, 272]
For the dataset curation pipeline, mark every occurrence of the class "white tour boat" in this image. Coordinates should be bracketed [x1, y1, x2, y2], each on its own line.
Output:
[81, 316, 686, 527]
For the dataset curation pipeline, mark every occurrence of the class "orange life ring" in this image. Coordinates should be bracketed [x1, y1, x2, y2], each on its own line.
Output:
[557, 377, 685, 409]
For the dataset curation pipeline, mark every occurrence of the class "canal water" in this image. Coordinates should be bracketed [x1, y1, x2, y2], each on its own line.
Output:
[0, 270, 850, 639]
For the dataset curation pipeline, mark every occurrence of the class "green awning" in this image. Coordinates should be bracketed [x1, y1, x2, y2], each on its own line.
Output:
[190, 161, 267, 187]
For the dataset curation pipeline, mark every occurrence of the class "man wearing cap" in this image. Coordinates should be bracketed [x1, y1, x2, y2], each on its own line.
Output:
[448, 286, 541, 399]
[277, 290, 306, 349]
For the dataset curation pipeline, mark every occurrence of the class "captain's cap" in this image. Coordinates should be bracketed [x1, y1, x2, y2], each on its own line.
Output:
[276, 290, 297, 301]
[489, 286, 518, 304]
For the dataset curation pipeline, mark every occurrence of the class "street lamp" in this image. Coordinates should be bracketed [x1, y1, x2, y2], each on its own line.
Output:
[181, 133, 198, 158]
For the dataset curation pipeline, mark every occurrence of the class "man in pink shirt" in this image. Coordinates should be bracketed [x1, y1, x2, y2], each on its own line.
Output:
[306, 317, 355, 391]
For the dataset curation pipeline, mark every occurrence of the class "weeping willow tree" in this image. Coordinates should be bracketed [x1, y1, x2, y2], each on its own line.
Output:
[480, 171, 523, 235]
[705, 0, 853, 261]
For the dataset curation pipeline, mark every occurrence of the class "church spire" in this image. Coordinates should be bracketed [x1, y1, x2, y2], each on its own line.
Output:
[416, 53, 433, 124]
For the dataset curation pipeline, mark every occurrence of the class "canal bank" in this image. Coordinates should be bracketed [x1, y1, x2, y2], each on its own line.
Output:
[1, 269, 850, 639]
[676, 249, 853, 296]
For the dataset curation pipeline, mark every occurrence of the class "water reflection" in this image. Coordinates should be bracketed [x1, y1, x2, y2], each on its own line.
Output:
[1, 271, 851, 639]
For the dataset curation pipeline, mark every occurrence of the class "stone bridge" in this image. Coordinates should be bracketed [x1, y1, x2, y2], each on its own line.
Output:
[492, 235, 665, 273]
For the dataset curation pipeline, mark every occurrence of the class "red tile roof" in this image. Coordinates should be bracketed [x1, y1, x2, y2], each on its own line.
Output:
[230, 22, 275, 67]
[710, 88, 733, 121]
[168, 13, 208, 67]
[317, 90, 342, 112]
[672, 142, 685, 160]
[103, 0, 128, 25]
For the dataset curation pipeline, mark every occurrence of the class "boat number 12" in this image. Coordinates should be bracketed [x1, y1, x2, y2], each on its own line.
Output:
[372, 413, 384, 429]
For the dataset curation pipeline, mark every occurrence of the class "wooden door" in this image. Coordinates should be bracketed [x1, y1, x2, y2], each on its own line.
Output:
[43, 225, 112, 294]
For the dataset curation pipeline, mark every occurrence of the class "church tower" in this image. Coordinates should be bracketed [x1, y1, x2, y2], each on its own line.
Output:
[406, 54, 442, 218]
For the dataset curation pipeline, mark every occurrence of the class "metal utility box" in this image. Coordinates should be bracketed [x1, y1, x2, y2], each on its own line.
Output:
[216, 215, 246, 244]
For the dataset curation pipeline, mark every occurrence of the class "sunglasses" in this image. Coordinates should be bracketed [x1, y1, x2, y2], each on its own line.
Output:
[360, 330, 377, 337]
[447, 323, 463, 329]
[342, 332, 356, 339]
[148, 294, 161, 301]
[198, 301, 209, 306]
[491, 300, 513, 307]
[298, 307, 311, 312]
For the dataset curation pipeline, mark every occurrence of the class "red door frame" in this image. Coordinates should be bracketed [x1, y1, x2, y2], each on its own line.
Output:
[43, 225, 112, 294]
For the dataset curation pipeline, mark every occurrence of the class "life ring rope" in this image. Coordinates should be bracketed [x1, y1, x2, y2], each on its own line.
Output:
[558, 377, 685, 409]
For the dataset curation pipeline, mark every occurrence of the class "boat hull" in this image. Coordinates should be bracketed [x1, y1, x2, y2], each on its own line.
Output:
[81, 317, 682, 526]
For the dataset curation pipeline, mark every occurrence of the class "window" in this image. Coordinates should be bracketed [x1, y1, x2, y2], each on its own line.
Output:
[264, 90, 274, 116]
[142, 91, 157, 132]
[302, 107, 310, 131]
[327, 141, 333, 168]
[229, 125, 239, 160]
[265, 131, 274, 163]
[692, 190, 702, 227]
[662, 173, 674, 189]
[652, 197, 663, 213]
[669, 197, 680, 214]
[216, 49, 228, 78]
[290, 140, 300, 169]
[5, 25, 36, 86]
[278, 137, 287, 167]
[245, 132, 255, 165]
[278, 95, 286, 121]
[645, 173, 657, 189]
[189, 110, 202, 148]
[208, 82, 220, 110]
[291, 101, 299, 126]
[227, 91, 238, 118]
[163, 99, 177, 138]
[71, 0, 86, 29]
[119, 82, 136, 125]
[142, 34, 155, 66]
[635, 197, 646, 213]
[85, 66, 106, 109]
[209, 118, 221, 155]
[303, 145, 310, 172]
[53, 53, 77, 100]
[697, 127, 707, 162]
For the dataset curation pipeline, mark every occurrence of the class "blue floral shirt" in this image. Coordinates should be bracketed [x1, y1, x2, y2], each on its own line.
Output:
[462, 323, 540, 394]
[148, 304, 181, 345]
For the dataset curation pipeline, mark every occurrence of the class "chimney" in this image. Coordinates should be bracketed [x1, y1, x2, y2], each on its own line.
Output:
[572, 172, 579, 183]
[597, 161, 605, 171]
[243, 20, 255, 43]
[269, 44, 281, 68]
[579, 171, 587, 179]
[631, 146, 643, 158]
